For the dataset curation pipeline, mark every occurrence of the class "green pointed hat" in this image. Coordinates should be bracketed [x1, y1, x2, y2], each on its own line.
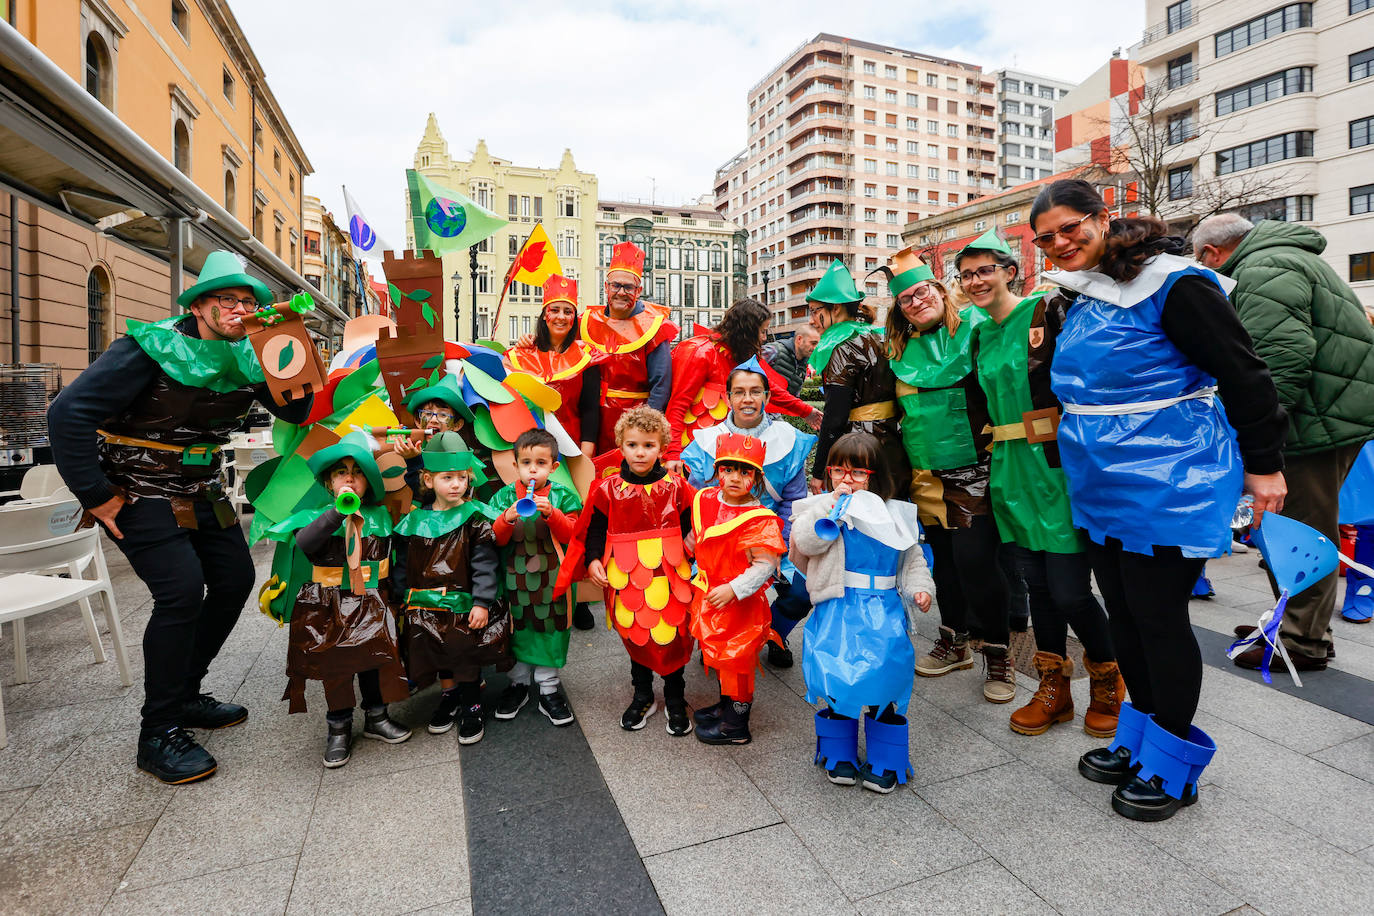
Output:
[886, 247, 936, 297]
[959, 227, 1013, 259]
[177, 250, 274, 308]
[403, 373, 475, 425]
[306, 430, 385, 502]
[421, 430, 489, 483]
[806, 259, 863, 305]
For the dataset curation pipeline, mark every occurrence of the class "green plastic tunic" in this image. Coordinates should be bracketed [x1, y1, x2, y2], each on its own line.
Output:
[126, 315, 265, 391]
[891, 307, 986, 471]
[973, 294, 1084, 554]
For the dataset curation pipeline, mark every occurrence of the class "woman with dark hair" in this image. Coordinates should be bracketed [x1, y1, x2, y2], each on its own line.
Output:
[1030, 178, 1287, 821]
[959, 230, 1124, 741]
[663, 298, 820, 472]
[505, 275, 604, 459]
[882, 244, 1013, 703]
[806, 259, 909, 495]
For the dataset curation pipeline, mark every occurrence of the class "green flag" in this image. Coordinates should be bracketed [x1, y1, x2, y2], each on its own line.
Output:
[406, 169, 506, 255]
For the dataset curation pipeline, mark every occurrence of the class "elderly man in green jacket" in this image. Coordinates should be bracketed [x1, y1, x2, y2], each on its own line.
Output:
[1196, 215, 1374, 670]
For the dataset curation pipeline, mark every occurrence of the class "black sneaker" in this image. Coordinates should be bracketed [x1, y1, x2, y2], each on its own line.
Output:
[180, 694, 247, 730]
[825, 760, 860, 787]
[495, 683, 530, 720]
[137, 726, 217, 784]
[573, 602, 595, 631]
[693, 700, 725, 726]
[860, 763, 898, 794]
[620, 694, 657, 730]
[665, 701, 693, 737]
[458, 704, 485, 745]
[428, 691, 463, 734]
[362, 709, 412, 744]
[538, 690, 575, 726]
[323, 721, 352, 769]
[766, 642, 794, 668]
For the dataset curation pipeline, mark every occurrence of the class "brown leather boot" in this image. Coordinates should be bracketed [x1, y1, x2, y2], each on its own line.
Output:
[1081, 655, 1125, 739]
[1009, 651, 1074, 736]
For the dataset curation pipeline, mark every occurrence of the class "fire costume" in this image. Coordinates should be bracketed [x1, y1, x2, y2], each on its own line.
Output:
[504, 275, 604, 448]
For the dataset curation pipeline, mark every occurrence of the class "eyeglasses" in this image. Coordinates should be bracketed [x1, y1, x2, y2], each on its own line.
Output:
[826, 466, 872, 483]
[957, 265, 1003, 285]
[606, 281, 639, 293]
[896, 284, 937, 306]
[208, 294, 258, 311]
[1031, 217, 1088, 250]
[417, 408, 456, 423]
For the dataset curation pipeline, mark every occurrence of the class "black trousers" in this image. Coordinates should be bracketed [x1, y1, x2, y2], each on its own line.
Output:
[1007, 545, 1114, 661]
[630, 660, 685, 702]
[1087, 538, 1205, 739]
[925, 515, 1010, 645]
[109, 497, 255, 732]
[326, 669, 386, 725]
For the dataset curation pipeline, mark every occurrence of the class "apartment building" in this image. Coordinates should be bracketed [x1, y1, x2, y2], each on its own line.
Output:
[994, 69, 1078, 188]
[713, 33, 997, 339]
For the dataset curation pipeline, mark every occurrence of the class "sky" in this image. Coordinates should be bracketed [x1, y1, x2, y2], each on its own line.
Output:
[231, 0, 1145, 261]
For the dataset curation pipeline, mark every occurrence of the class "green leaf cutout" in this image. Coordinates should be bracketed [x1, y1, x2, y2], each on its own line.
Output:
[421, 355, 442, 370]
[408, 289, 432, 301]
[428, 369, 443, 385]
[421, 302, 436, 327]
[388, 283, 404, 305]
[406, 378, 427, 391]
[276, 340, 296, 373]
[381, 465, 404, 478]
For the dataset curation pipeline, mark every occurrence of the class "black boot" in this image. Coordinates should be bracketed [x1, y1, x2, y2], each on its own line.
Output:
[1078, 746, 1137, 785]
[573, 602, 595, 631]
[362, 708, 412, 744]
[1111, 774, 1199, 822]
[323, 720, 352, 769]
[137, 726, 217, 784]
[766, 641, 794, 668]
[696, 699, 752, 745]
[693, 698, 726, 726]
[180, 693, 248, 730]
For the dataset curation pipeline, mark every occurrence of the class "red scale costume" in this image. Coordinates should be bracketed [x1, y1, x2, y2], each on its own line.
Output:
[504, 275, 604, 445]
[664, 333, 816, 460]
[689, 436, 787, 700]
[580, 243, 678, 453]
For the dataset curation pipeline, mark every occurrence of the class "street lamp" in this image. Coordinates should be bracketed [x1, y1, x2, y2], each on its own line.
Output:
[759, 249, 775, 306]
[468, 247, 480, 342]
[451, 270, 462, 340]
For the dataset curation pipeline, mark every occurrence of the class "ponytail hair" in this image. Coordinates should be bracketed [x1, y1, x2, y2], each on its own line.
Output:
[1029, 179, 1186, 283]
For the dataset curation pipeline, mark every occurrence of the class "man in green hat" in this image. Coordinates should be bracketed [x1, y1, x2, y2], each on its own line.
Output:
[48, 249, 314, 785]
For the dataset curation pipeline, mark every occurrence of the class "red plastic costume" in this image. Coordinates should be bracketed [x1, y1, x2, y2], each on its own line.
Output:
[663, 333, 814, 460]
[505, 275, 604, 445]
[689, 486, 786, 700]
[555, 470, 696, 674]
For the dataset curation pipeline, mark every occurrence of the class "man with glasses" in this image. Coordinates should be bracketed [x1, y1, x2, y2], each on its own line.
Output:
[49, 250, 313, 784]
[579, 242, 678, 453]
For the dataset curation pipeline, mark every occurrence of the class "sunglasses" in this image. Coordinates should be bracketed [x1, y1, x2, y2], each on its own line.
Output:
[1031, 217, 1090, 250]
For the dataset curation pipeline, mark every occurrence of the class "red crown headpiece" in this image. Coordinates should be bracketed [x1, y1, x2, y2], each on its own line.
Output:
[543, 275, 578, 309]
[607, 242, 645, 278]
[715, 433, 766, 473]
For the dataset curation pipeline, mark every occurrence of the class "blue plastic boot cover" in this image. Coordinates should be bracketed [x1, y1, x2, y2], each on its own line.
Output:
[862, 712, 912, 784]
[1191, 573, 1214, 597]
[1106, 701, 1147, 757]
[813, 709, 860, 769]
[1134, 716, 1216, 801]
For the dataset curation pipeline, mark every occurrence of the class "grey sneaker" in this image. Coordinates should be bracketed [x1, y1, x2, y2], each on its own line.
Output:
[981, 644, 1017, 704]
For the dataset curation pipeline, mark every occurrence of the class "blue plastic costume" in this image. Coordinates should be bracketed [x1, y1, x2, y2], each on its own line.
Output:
[1049, 255, 1243, 559]
[1339, 442, 1374, 623]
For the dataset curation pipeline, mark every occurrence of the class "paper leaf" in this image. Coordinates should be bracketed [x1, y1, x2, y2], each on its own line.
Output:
[421, 355, 442, 370]
[381, 465, 405, 478]
[406, 378, 427, 391]
[408, 289, 432, 301]
[276, 340, 296, 373]
[421, 302, 436, 327]
[428, 369, 443, 385]
[387, 283, 403, 305]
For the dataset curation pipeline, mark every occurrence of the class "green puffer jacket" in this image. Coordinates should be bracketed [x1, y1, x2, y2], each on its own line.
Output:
[1219, 221, 1374, 456]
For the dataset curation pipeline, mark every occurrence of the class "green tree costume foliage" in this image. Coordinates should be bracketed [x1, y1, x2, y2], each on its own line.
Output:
[126, 315, 266, 391]
[891, 306, 987, 471]
[972, 293, 1084, 554]
[488, 481, 583, 669]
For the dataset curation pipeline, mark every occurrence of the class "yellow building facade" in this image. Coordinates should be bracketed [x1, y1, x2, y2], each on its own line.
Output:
[408, 115, 598, 345]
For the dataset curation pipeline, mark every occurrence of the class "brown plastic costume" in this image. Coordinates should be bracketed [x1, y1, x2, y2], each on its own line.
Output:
[823, 332, 911, 485]
[402, 517, 512, 687]
[284, 525, 408, 713]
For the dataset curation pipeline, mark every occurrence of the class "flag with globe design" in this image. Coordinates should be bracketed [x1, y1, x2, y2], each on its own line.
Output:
[406, 169, 506, 255]
[342, 186, 392, 258]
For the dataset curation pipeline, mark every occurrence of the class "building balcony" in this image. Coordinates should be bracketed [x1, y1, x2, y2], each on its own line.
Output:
[785, 111, 850, 142]
[1137, 12, 1202, 65]
[787, 85, 848, 116]
[787, 61, 849, 90]
[787, 159, 849, 181]
[788, 184, 850, 208]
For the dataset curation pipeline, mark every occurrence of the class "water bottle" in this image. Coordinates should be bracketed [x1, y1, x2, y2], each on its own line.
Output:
[1231, 495, 1254, 530]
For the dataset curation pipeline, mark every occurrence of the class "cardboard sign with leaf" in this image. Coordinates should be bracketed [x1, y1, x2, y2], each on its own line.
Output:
[380, 251, 447, 424]
[242, 293, 328, 406]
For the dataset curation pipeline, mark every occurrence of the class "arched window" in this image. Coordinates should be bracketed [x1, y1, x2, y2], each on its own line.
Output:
[224, 170, 236, 214]
[173, 119, 191, 175]
[84, 34, 112, 107]
[86, 267, 111, 365]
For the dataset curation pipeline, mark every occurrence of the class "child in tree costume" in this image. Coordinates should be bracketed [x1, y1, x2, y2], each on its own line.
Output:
[688, 434, 786, 746]
[265, 431, 411, 769]
[555, 407, 697, 736]
[393, 432, 508, 745]
[490, 429, 583, 726]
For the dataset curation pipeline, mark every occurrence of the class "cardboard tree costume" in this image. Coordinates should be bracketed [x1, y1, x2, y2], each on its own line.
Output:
[884, 247, 993, 529]
[579, 243, 679, 453]
[490, 476, 583, 669]
[392, 432, 511, 688]
[805, 259, 909, 486]
[688, 435, 786, 701]
[263, 431, 408, 713]
[241, 292, 328, 407]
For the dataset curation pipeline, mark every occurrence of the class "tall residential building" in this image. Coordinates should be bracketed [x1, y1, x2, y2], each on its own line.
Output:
[1131, 0, 1374, 305]
[409, 116, 599, 344]
[595, 200, 746, 341]
[713, 33, 997, 339]
[1053, 55, 1147, 172]
[993, 69, 1078, 188]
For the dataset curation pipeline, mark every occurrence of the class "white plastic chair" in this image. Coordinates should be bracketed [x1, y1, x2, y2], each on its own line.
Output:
[0, 524, 131, 749]
[0, 464, 67, 505]
[228, 443, 274, 516]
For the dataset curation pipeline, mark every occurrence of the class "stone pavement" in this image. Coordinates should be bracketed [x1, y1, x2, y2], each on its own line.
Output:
[1, 532, 1372, 915]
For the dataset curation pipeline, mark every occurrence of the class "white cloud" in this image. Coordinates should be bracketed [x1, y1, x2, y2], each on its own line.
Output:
[231, 0, 1144, 259]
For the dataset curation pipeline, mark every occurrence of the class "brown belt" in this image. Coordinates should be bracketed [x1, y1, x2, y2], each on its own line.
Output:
[848, 401, 896, 422]
[983, 407, 1060, 446]
[98, 430, 220, 465]
[311, 558, 390, 588]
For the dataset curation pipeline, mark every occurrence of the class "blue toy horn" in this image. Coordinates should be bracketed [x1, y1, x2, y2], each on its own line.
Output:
[815, 493, 851, 542]
[515, 478, 538, 518]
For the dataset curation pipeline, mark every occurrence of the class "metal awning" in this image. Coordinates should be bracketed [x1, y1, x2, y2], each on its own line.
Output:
[0, 19, 345, 334]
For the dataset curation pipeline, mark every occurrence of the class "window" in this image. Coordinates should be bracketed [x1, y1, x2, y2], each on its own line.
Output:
[1005, 121, 1021, 136]
[927, 144, 939, 157]
[864, 208, 876, 221]
[1236, 195, 1313, 222]
[1003, 78, 1021, 93]
[1167, 53, 1194, 89]
[1355, 0, 1373, 11]
[886, 234, 900, 247]
[907, 164, 919, 177]
[1003, 143, 1021, 158]
[1003, 100, 1021, 115]
[863, 85, 876, 99]
[863, 60, 876, 74]
[1005, 164, 1021, 180]
[907, 189, 919, 201]
[509, 235, 520, 256]
[224, 170, 235, 213]
[171, 0, 189, 41]
[1007, 211, 1021, 223]
[1040, 86, 1056, 100]
[273, 149, 281, 173]
[926, 120, 939, 133]
[907, 141, 919, 154]
[252, 119, 262, 149]
[84, 34, 112, 108]
[886, 162, 898, 176]
[1216, 67, 1312, 115]
[1352, 183, 1374, 215]
[172, 119, 191, 175]
[222, 67, 235, 104]
[906, 93, 918, 106]
[1216, 131, 1313, 174]
[1168, 110, 1196, 145]
[1215, 4, 1312, 57]
[520, 195, 530, 218]
[559, 189, 579, 217]
[1353, 48, 1374, 81]
[863, 184, 876, 197]
[253, 205, 263, 238]
[1167, 0, 1193, 32]
[1168, 165, 1194, 200]
[508, 194, 518, 217]
[885, 65, 897, 79]
[928, 167, 939, 179]
[864, 159, 877, 173]
[509, 316, 519, 341]
[1039, 148, 1052, 161]
[87, 267, 109, 365]
[926, 73, 938, 87]
[906, 117, 918, 130]
[288, 172, 295, 195]
[1352, 252, 1374, 282]
[1352, 116, 1374, 148]
[533, 197, 543, 218]
[946, 170, 959, 184]
[885, 89, 898, 103]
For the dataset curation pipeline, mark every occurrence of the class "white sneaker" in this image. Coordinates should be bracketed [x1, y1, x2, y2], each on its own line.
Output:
[1231, 539, 1250, 554]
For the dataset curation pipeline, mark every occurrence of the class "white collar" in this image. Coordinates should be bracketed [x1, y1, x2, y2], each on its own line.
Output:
[694, 417, 798, 465]
[1044, 253, 1235, 308]
[795, 491, 918, 551]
